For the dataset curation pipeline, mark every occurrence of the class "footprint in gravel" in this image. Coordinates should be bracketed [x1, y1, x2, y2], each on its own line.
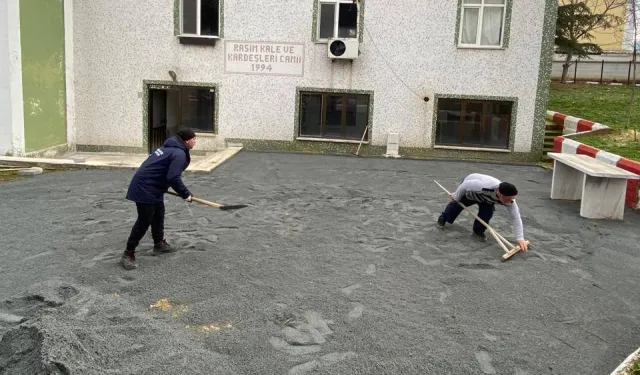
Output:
[213, 226, 239, 233]
[269, 310, 334, 356]
[84, 251, 119, 268]
[118, 275, 136, 284]
[365, 264, 376, 276]
[457, 263, 496, 270]
[347, 303, 364, 322]
[475, 350, 497, 374]
[202, 234, 219, 243]
[1, 281, 79, 318]
[412, 250, 443, 266]
[288, 352, 357, 375]
[269, 337, 321, 356]
[483, 332, 498, 341]
[83, 231, 108, 241]
[175, 238, 198, 250]
[364, 245, 389, 253]
[340, 284, 361, 296]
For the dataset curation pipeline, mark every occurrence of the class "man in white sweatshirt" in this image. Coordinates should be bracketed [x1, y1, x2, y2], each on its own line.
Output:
[437, 173, 529, 251]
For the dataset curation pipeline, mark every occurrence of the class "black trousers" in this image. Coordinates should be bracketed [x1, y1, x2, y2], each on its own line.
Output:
[441, 196, 494, 234]
[126, 202, 165, 252]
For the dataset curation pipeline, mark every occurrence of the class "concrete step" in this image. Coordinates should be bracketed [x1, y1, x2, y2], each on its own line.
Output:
[540, 154, 553, 163]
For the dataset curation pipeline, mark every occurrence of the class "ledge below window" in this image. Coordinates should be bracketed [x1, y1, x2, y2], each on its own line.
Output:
[194, 132, 217, 138]
[433, 145, 511, 153]
[178, 35, 219, 46]
[297, 137, 369, 145]
[456, 44, 505, 50]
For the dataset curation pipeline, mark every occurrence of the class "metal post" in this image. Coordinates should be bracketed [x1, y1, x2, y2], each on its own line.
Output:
[574, 59, 578, 83]
[600, 60, 604, 84]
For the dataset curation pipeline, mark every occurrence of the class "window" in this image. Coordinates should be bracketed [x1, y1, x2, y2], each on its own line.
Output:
[181, 0, 220, 38]
[180, 86, 215, 132]
[458, 0, 506, 47]
[317, 0, 359, 41]
[299, 91, 370, 141]
[435, 98, 512, 149]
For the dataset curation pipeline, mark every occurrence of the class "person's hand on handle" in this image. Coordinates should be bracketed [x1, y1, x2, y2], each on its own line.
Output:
[518, 239, 529, 252]
[186, 195, 192, 203]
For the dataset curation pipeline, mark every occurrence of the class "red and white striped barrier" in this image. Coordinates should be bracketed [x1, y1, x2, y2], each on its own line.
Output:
[549, 111, 640, 209]
[546, 110, 609, 134]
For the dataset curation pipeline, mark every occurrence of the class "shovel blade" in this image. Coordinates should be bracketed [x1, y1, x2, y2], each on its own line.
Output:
[219, 204, 248, 211]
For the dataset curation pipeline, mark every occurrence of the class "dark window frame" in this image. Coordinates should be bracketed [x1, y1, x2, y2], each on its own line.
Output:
[298, 90, 371, 141]
[435, 98, 513, 150]
[179, 86, 216, 134]
[179, 0, 221, 45]
[313, 0, 365, 43]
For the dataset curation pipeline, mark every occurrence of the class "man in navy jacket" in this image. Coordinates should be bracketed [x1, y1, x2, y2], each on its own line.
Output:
[121, 128, 196, 270]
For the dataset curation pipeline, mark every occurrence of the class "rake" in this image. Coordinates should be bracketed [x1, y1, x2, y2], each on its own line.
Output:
[167, 191, 248, 211]
[434, 180, 529, 261]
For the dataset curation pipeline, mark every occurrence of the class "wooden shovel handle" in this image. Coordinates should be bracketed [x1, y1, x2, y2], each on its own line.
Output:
[502, 240, 530, 261]
[166, 190, 223, 208]
[434, 180, 514, 249]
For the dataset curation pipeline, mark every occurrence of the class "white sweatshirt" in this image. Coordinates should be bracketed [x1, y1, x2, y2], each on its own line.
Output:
[451, 173, 524, 241]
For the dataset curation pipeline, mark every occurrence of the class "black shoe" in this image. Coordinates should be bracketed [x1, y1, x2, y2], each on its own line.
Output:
[153, 239, 175, 255]
[121, 251, 137, 270]
[437, 215, 446, 229]
[473, 230, 487, 242]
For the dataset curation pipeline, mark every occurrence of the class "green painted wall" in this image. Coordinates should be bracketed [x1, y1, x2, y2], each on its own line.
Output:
[20, 0, 66, 152]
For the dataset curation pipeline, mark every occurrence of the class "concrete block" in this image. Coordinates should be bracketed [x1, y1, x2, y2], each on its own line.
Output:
[17, 167, 43, 176]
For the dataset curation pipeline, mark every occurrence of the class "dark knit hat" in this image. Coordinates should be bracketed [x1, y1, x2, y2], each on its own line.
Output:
[177, 128, 196, 141]
[498, 182, 518, 196]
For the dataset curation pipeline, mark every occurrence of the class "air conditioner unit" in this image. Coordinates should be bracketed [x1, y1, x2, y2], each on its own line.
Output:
[328, 38, 359, 59]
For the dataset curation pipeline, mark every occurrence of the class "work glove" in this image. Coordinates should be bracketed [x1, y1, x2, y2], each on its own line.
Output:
[186, 195, 192, 202]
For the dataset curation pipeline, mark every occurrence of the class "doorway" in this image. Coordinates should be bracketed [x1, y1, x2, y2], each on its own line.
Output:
[147, 84, 216, 153]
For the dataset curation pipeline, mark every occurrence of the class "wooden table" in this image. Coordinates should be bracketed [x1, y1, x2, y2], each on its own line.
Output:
[548, 152, 640, 220]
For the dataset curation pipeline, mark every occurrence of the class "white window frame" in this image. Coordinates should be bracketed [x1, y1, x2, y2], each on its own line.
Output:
[458, 0, 507, 49]
[180, 0, 220, 39]
[316, 0, 360, 42]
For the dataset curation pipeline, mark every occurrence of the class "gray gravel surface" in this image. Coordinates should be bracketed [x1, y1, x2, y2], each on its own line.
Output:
[1, 151, 639, 374]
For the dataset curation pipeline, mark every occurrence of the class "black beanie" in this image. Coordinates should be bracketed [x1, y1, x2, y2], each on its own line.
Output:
[177, 128, 196, 141]
[498, 182, 518, 196]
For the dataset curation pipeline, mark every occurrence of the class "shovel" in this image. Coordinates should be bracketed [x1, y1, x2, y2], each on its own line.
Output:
[167, 191, 248, 211]
[434, 180, 529, 261]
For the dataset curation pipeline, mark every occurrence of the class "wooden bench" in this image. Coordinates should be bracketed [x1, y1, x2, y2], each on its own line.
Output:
[548, 152, 640, 220]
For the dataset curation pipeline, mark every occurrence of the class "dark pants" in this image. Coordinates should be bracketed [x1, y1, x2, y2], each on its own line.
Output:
[126, 202, 165, 252]
[441, 196, 494, 234]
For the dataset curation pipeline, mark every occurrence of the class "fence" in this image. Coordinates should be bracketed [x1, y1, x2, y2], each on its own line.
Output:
[551, 59, 640, 84]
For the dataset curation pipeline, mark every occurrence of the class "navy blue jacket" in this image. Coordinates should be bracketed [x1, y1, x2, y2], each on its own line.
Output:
[126, 136, 192, 203]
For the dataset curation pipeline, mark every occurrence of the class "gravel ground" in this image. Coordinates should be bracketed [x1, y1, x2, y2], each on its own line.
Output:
[1, 151, 639, 375]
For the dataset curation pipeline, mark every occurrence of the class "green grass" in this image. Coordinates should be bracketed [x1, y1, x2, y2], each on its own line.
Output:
[548, 83, 640, 130]
[548, 83, 640, 161]
[0, 171, 24, 182]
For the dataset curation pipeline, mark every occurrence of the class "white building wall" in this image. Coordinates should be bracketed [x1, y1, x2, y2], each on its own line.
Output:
[0, 0, 25, 156]
[72, 0, 546, 152]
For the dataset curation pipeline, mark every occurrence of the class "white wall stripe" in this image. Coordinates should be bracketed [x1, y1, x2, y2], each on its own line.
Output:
[64, 0, 75, 147]
[560, 138, 580, 154]
[595, 150, 622, 165]
[7, 0, 24, 155]
[563, 116, 579, 133]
